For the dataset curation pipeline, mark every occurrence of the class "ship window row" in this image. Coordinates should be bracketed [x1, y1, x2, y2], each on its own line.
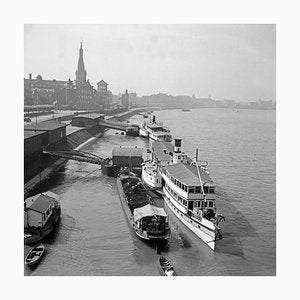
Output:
[170, 176, 188, 192]
[193, 200, 214, 208]
[165, 184, 187, 206]
[169, 176, 214, 194]
[188, 185, 214, 194]
[166, 182, 215, 209]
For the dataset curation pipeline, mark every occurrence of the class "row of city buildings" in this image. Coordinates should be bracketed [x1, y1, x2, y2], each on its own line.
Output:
[25, 43, 274, 111]
[129, 93, 275, 110]
[24, 43, 132, 110]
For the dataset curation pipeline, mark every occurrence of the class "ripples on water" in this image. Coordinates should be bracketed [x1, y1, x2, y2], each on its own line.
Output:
[24, 108, 275, 276]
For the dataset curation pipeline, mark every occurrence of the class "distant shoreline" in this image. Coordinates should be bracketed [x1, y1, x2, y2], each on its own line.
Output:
[131, 106, 276, 111]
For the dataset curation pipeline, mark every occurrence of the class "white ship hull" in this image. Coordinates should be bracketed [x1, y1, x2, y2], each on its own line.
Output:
[141, 165, 162, 189]
[163, 188, 216, 250]
[139, 128, 149, 138]
[139, 125, 172, 142]
[148, 132, 172, 142]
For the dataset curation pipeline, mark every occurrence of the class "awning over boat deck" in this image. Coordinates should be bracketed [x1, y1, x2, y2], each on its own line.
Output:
[133, 204, 167, 221]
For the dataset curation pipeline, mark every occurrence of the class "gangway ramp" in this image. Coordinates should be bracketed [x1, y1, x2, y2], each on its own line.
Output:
[98, 119, 135, 131]
[43, 149, 108, 165]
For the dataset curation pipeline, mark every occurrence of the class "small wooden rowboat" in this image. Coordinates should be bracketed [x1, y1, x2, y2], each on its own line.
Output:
[25, 243, 45, 267]
[158, 256, 177, 276]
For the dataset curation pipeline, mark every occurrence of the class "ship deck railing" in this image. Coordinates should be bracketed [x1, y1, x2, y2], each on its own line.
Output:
[189, 210, 218, 227]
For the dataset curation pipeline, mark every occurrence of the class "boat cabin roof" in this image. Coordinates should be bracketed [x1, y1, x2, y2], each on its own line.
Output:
[133, 204, 167, 221]
[164, 163, 215, 187]
[151, 141, 174, 161]
[25, 193, 56, 214]
[146, 123, 165, 129]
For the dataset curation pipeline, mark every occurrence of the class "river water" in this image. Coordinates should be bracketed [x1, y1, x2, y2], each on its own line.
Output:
[24, 108, 276, 276]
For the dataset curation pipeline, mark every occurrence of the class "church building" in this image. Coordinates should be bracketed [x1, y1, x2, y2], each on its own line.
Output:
[67, 43, 96, 109]
[25, 43, 116, 110]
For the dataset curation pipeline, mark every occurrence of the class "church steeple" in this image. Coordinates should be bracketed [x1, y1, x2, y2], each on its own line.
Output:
[75, 42, 87, 83]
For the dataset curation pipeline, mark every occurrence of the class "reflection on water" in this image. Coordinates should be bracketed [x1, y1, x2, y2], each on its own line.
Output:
[25, 108, 275, 276]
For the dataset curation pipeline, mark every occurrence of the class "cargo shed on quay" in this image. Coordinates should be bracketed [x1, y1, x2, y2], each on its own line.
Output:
[24, 121, 67, 147]
[102, 147, 144, 177]
[24, 122, 67, 182]
[24, 130, 48, 158]
[112, 147, 143, 167]
[71, 114, 105, 127]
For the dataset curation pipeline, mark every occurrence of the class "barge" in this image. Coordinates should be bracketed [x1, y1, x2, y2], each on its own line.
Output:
[116, 170, 170, 242]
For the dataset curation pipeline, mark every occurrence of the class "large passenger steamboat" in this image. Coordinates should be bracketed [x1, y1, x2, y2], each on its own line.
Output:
[142, 139, 224, 250]
[161, 162, 224, 250]
[142, 139, 189, 189]
[139, 115, 172, 142]
[116, 169, 170, 242]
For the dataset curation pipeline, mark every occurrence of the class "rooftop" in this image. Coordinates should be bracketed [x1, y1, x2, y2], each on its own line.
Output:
[164, 163, 214, 187]
[97, 80, 107, 85]
[26, 193, 56, 214]
[112, 147, 143, 157]
[24, 78, 67, 87]
[24, 130, 46, 140]
[24, 121, 67, 131]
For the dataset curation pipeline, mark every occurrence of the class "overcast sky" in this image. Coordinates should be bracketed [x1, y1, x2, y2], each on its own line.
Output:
[24, 24, 275, 101]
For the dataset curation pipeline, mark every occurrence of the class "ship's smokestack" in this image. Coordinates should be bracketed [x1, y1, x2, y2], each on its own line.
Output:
[174, 139, 182, 153]
[196, 148, 199, 162]
[29, 73, 32, 80]
[152, 115, 156, 123]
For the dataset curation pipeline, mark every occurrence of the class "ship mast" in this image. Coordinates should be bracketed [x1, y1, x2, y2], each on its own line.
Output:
[195, 148, 207, 203]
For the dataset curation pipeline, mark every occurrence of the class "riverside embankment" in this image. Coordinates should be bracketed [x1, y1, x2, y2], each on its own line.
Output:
[24, 108, 145, 198]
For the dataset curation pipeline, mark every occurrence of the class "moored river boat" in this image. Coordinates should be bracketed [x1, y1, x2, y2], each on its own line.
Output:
[139, 115, 172, 142]
[158, 256, 177, 276]
[116, 170, 170, 242]
[24, 191, 61, 245]
[25, 243, 45, 267]
[161, 159, 225, 251]
[142, 138, 225, 250]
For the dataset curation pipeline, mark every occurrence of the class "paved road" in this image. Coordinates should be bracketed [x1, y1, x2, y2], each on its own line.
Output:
[24, 110, 77, 124]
